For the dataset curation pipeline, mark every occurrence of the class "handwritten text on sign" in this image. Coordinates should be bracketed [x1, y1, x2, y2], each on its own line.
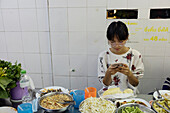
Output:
[125, 21, 169, 42]
[144, 26, 168, 32]
[144, 26, 168, 42]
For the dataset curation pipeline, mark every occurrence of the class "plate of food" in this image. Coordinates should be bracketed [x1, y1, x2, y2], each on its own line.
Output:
[115, 98, 151, 108]
[153, 90, 170, 100]
[36, 86, 69, 98]
[98, 87, 135, 100]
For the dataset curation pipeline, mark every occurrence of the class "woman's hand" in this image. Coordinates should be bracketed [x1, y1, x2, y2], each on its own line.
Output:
[117, 63, 139, 86]
[103, 64, 120, 86]
[117, 64, 132, 77]
[107, 64, 120, 75]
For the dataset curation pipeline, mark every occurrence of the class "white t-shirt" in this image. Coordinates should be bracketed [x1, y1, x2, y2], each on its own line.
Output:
[98, 47, 144, 92]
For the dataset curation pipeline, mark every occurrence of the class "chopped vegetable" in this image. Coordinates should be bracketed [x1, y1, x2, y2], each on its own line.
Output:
[153, 100, 170, 113]
[121, 106, 144, 113]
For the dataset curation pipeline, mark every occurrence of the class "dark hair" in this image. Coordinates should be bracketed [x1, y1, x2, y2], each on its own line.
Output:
[106, 21, 129, 41]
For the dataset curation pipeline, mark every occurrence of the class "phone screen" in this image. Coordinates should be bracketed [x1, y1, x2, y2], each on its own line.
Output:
[112, 63, 123, 68]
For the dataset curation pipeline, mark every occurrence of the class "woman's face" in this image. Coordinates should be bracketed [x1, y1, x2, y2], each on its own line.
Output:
[108, 37, 127, 52]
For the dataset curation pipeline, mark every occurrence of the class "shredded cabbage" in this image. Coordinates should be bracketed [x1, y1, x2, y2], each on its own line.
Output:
[79, 97, 116, 113]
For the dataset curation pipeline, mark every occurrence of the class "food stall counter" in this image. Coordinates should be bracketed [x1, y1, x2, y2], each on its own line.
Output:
[0, 94, 152, 113]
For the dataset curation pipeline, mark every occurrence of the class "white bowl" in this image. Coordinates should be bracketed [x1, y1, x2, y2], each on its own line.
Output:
[153, 90, 170, 100]
[0, 107, 17, 113]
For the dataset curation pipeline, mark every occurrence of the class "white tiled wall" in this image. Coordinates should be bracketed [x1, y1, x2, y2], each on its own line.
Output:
[69, 31, 87, 54]
[22, 32, 40, 53]
[68, 0, 86, 7]
[38, 32, 50, 54]
[0, 0, 18, 9]
[87, 55, 98, 77]
[37, 8, 49, 31]
[0, 32, 7, 52]
[50, 32, 69, 55]
[2, 9, 21, 31]
[49, 0, 67, 8]
[0, 0, 169, 94]
[70, 77, 87, 90]
[68, 8, 86, 31]
[54, 76, 70, 88]
[70, 55, 88, 76]
[87, 0, 106, 7]
[5, 32, 23, 52]
[18, 0, 36, 8]
[52, 55, 69, 75]
[19, 9, 38, 31]
[49, 8, 68, 31]
[87, 8, 106, 31]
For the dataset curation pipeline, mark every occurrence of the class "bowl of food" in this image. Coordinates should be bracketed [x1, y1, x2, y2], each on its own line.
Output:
[115, 103, 156, 113]
[152, 99, 170, 113]
[79, 97, 116, 113]
[38, 92, 73, 113]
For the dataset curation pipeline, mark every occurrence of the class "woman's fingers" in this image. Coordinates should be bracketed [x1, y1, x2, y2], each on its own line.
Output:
[109, 63, 130, 75]
[122, 63, 128, 68]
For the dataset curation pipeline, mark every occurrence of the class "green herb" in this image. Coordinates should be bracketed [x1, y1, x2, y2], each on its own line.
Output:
[0, 60, 22, 98]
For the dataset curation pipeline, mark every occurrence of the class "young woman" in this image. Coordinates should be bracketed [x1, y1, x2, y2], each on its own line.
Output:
[98, 21, 144, 93]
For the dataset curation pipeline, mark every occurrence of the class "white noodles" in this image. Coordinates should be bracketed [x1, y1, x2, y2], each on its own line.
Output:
[79, 97, 116, 113]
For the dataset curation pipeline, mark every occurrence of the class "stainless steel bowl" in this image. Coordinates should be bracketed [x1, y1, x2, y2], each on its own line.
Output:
[115, 103, 156, 113]
[38, 92, 73, 113]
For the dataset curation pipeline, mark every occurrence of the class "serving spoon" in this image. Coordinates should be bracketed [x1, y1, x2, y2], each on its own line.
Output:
[56, 100, 75, 104]
[155, 102, 170, 113]
[164, 102, 170, 110]
[155, 88, 162, 99]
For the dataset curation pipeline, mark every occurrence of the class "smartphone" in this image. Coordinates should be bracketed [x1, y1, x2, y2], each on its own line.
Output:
[112, 63, 123, 68]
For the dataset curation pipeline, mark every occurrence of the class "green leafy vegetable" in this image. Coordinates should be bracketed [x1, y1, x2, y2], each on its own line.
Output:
[0, 59, 22, 98]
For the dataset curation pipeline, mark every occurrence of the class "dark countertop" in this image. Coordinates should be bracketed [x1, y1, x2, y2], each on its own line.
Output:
[36, 106, 80, 113]
[0, 98, 80, 113]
